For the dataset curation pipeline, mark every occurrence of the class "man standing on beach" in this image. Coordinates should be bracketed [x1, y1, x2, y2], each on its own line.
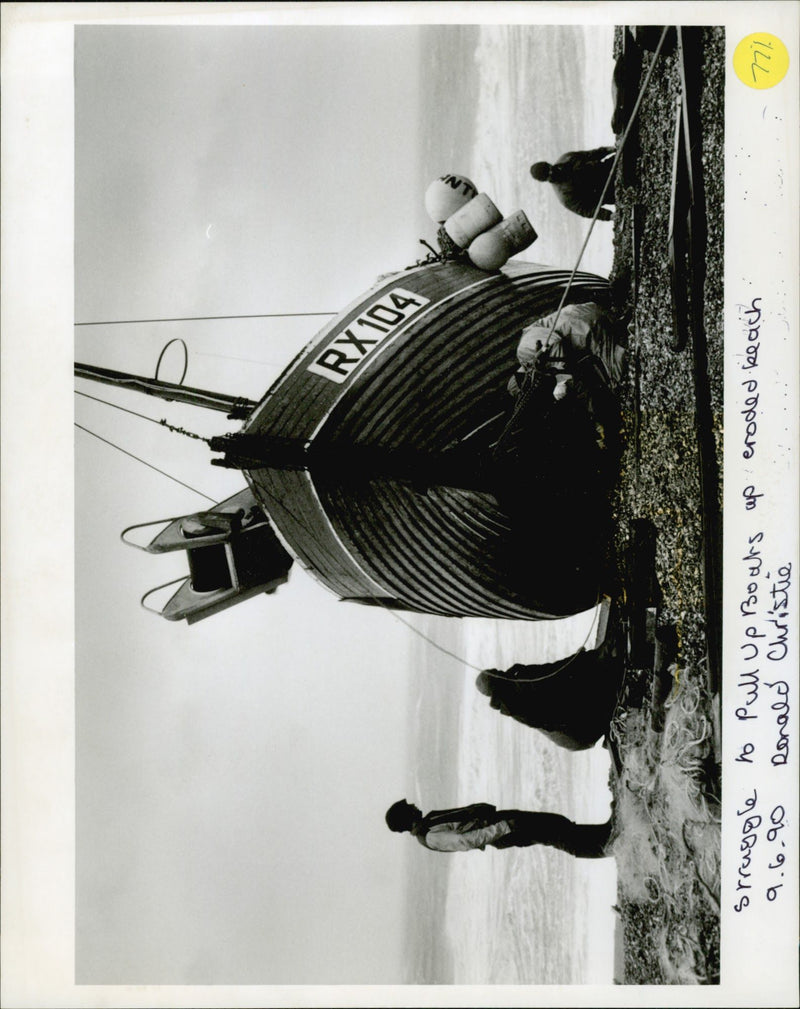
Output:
[385, 800, 612, 858]
[530, 145, 616, 220]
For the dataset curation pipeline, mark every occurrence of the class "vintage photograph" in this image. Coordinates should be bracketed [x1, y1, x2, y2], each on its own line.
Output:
[72, 21, 723, 987]
[2, 3, 798, 1006]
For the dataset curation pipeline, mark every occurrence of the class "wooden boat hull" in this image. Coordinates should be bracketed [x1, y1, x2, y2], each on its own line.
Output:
[236, 259, 613, 619]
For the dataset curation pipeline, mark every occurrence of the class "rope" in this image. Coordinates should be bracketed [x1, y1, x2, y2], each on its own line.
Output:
[375, 589, 602, 680]
[376, 607, 484, 673]
[498, 601, 603, 683]
[75, 423, 217, 503]
[154, 338, 188, 384]
[76, 389, 213, 444]
[494, 24, 671, 457]
[76, 389, 165, 425]
[74, 312, 336, 327]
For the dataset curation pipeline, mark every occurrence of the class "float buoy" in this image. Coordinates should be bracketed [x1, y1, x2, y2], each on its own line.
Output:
[467, 231, 511, 270]
[424, 174, 478, 223]
[466, 211, 537, 271]
[495, 210, 538, 255]
[444, 193, 503, 249]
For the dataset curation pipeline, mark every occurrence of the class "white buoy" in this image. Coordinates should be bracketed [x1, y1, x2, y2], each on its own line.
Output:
[424, 175, 479, 223]
[444, 194, 503, 249]
[467, 230, 511, 271]
[494, 210, 538, 255]
[467, 210, 538, 271]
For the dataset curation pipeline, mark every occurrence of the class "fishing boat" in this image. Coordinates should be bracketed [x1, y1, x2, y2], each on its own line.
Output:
[77, 249, 621, 625]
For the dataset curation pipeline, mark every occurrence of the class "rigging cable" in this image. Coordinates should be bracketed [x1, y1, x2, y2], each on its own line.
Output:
[154, 338, 188, 384]
[77, 388, 176, 426]
[75, 423, 217, 504]
[74, 311, 336, 327]
[75, 389, 214, 443]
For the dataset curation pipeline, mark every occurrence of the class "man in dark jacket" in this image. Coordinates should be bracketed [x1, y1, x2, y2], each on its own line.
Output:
[475, 628, 624, 751]
[475, 657, 621, 751]
[530, 146, 616, 220]
[385, 800, 612, 858]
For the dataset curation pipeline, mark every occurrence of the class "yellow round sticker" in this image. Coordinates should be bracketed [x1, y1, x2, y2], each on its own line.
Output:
[733, 33, 790, 89]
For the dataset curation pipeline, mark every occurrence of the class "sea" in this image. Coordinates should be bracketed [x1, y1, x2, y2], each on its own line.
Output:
[404, 24, 618, 985]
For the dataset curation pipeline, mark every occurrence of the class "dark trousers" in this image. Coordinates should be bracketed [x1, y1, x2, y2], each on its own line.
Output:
[491, 810, 612, 858]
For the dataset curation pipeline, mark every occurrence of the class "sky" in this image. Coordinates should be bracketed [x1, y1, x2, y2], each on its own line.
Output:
[74, 24, 432, 984]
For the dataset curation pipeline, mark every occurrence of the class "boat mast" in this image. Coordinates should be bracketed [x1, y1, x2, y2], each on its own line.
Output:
[74, 362, 256, 419]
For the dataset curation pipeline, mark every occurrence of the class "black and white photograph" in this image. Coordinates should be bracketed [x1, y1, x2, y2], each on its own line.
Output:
[2, 2, 798, 1005]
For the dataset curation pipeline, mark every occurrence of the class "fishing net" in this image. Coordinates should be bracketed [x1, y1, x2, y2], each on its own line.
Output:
[608, 660, 720, 983]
